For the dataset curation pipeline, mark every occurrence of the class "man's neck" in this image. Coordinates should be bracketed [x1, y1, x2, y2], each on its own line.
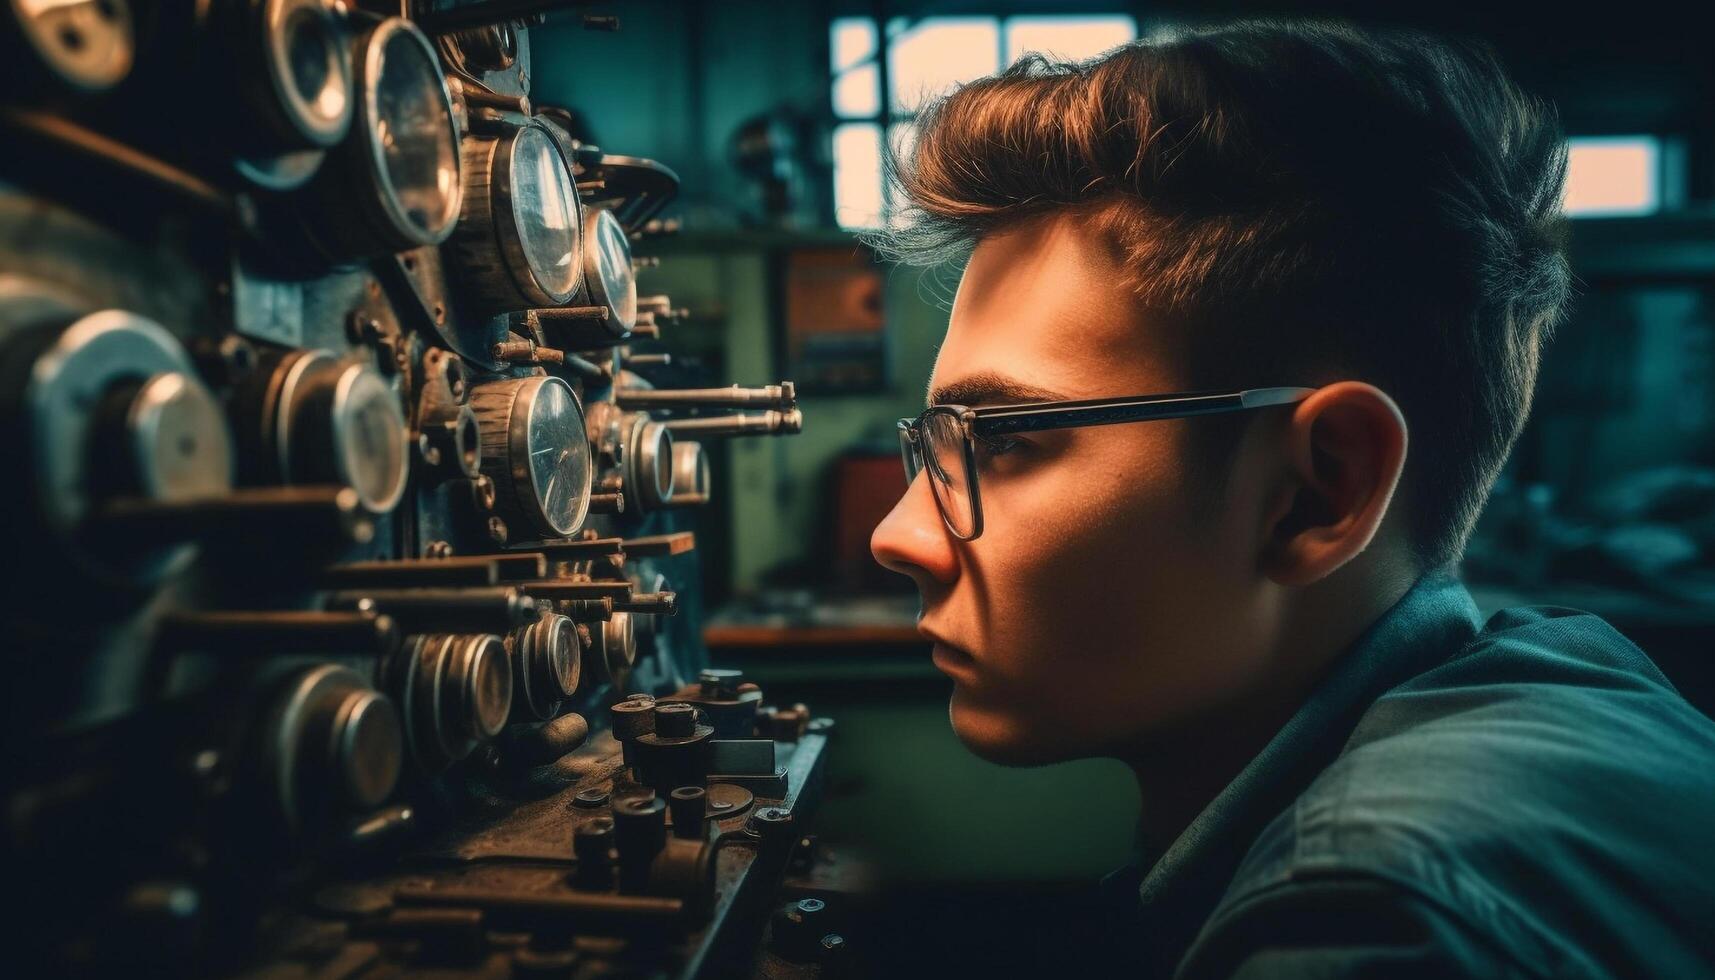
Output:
[1120, 562, 1416, 855]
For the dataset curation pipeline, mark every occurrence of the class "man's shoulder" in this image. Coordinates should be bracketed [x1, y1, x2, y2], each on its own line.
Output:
[1206, 602, 1715, 977]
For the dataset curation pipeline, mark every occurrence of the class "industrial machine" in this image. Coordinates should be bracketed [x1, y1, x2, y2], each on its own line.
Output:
[0, 1, 834, 974]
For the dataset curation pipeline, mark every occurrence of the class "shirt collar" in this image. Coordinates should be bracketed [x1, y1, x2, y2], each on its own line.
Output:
[1121, 572, 1483, 969]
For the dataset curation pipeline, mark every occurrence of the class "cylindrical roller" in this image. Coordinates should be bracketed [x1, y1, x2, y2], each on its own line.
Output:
[510, 613, 581, 720]
[237, 349, 410, 514]
[613, 382, 795, 411]
[625, 413, 674, 512]
[590, 611, 636, 685]
[19, 308, 235, 583]
[326, 586, 537, 634]
[259, 664, 403, 837]
[661, 408, 802, 438]
[612, 592, 676, 616]
[668, 786, 707, 840]
[665, 441, 709, 507]
[469, 375, 594, 539]
[385, 633, 513, 772]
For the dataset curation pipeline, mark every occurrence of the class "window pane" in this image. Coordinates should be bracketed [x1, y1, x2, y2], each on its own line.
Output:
[887, 16, 1001, 114]
[1564, 136, 1660, 217]
[831, 17, 878, 72]
[833, 62, 881, 118]
[1004, 15, 1136, 65]
[834, 122, 885, 229]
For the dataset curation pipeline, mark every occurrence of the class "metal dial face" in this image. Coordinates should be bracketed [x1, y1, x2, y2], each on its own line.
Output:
[584, 208, 637, 330]
[330, 364, 408, 514]
[508, 126, 582, 300]
[367, 20, 461, 242]
[12, 0, 134, 92]
[519, 376, 592, 537]
[267, 0, 351, 147]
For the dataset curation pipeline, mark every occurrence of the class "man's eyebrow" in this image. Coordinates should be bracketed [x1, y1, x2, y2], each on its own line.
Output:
[928, 372, 1069, 408]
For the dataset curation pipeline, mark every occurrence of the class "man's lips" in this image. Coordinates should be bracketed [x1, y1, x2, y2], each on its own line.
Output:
[920, 625, 979, 679]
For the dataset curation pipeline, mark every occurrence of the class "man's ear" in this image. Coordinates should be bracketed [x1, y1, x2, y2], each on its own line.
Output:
[1260, 382, 1408, 586]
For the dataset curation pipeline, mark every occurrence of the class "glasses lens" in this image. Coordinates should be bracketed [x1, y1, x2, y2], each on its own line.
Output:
[921, 410, 976, 538]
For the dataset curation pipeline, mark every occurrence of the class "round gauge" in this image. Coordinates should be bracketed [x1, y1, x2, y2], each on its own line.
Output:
[470, 375, 594, 539]
[388, 633, 512, 771]
[369, 19, 461, 241]
[581, 208, 637, 333]
[329, 362, 410, 513]
[513, 613, 580, 720]
[6, 0, 135, 93]
[261, 664, 401, 835]
[263, 350, 410, 514]
[305, 17, 460, 256]
[260, 0, 351, 148]
[625, 413, 674, 512]
[450, 122, 584, 312]
[508, 126, 583, 299]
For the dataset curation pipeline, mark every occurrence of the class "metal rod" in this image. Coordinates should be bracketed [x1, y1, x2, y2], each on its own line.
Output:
[660, 409, 802, 437]
[323, 557, 502, 588]
[158, 610, 400, 656]
[614, 382, 795, 411]
[91, 486, 375, 546]
[521, 580, 632, 600]
[325, 587, 538, 632]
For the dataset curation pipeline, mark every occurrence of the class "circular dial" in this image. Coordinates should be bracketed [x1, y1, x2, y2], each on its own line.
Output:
[513, 613, 581, 720]
[470, 375, 593, 539]
[625, 412, 674, 512]
[7, 0, 134, 93]
[341, 17, 461, 248]
[582, 208, 637, 334]
[264, 0, 351, 147]
[331, 363, 410, 513]
[267, 351, 410, 514]
[386, 634, 512, 772]
[450, 122, 584, 312]
[508, 125, 583, 300]
[261, 664, 401, 836]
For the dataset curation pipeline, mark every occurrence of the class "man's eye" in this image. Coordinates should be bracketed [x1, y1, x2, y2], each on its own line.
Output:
[974, 435, 1024, 463]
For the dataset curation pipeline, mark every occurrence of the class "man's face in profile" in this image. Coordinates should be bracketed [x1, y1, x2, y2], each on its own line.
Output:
[873, 213, 1291, 765]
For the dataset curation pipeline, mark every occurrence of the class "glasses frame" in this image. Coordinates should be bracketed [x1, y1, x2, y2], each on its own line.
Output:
[897, 386, 1316, 540]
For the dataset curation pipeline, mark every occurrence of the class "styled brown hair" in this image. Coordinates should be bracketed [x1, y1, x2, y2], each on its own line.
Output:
[875, 20, 1571, 569]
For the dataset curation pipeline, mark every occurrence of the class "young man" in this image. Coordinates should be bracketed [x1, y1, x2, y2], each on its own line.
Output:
[870, 20, 1715, 978]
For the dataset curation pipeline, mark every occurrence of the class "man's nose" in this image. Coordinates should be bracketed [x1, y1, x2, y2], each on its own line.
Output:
[871, 473, 959, 589]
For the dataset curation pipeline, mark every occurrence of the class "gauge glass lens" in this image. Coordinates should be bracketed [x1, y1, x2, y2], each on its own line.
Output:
[588, 209, 637, 328]
[373, 26, 459, 238]
[524, 378, 592, 536]
[282, 3, 345, 123]
[509, 127, 581, 298]
[336, 368, 408, 511]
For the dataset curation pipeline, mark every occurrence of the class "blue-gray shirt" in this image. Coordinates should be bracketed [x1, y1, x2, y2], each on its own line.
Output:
[1104, 573, 1715, 978]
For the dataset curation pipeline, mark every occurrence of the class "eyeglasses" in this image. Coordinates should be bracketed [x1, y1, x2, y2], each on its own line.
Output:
[897, 386, 1316, 540]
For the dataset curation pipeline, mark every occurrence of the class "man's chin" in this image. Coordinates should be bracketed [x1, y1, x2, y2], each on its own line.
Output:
[947, 696, 1071, 767]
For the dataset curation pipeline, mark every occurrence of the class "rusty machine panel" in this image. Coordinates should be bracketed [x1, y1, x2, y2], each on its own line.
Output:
[1, 1, 829, 975]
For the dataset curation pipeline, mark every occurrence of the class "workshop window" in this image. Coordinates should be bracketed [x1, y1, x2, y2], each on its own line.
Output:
[1564, 136, 1671, 218]
[829, 13, 1138, 229]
